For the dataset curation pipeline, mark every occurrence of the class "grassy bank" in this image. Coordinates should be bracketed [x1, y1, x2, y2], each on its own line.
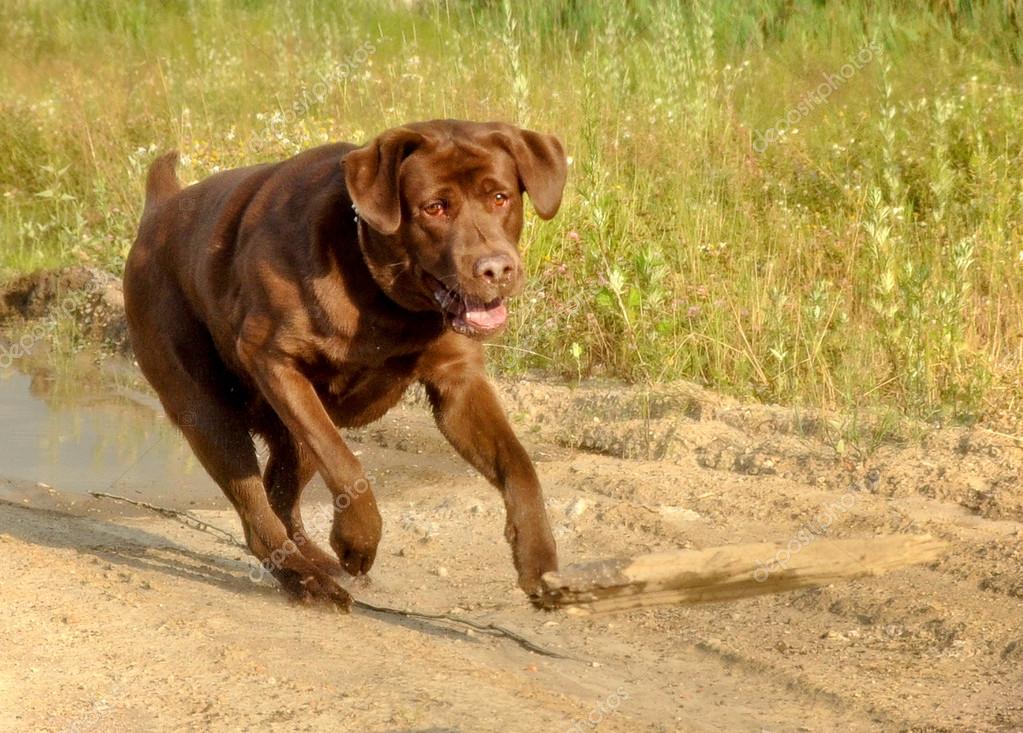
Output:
[2, 0, 1022, 422]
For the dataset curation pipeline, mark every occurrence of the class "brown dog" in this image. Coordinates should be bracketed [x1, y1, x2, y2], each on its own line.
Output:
[123, 120, 566, 609]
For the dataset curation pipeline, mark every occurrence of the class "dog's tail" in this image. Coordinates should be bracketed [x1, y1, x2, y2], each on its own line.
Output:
[143, 150, 182, 216]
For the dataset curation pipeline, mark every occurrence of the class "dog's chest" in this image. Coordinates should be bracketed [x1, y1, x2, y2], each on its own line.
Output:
[315, 357, 419, 428]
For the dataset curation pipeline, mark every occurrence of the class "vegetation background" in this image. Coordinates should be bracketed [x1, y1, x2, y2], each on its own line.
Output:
[2, 0, 1022, 426]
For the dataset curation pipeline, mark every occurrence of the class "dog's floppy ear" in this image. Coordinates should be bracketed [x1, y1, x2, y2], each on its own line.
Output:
[490, 126, 568, 219]
[343, 127, 425, 235]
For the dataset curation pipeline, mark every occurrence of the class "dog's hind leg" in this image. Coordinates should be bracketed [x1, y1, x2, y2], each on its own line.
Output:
[261, 423, 344, 576]
[165, 378, 350, 608]
[178, 404, 350, 608]
[124, 281, 351, 609]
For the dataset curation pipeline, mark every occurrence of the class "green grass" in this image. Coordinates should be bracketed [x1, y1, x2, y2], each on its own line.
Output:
[2, 0, 1023, 423]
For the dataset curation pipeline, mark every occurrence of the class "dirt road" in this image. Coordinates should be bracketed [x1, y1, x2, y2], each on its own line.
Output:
[2, 359, 1022, 732]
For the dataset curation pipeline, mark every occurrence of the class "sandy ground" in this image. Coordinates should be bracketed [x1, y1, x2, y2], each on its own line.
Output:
[2, 366, 1023, 733]
[0, 269, 1021, 732]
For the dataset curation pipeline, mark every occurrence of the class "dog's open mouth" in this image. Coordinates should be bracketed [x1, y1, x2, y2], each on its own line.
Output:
[426, 274, 507, 335]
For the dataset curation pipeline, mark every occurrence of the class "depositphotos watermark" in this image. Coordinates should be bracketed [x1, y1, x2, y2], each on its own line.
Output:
[247, 478, 371, 583]
[753, 39, 882, 153]
[0, 282, 99, 369]
[566, 687, 629, 732]
[754, 484, 859, 582]
[248, 40, 376, 156]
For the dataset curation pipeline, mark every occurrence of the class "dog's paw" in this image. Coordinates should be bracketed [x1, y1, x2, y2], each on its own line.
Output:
[300, 572, 353, 612]
[330, 498, 382, 577]
[330, 531, 379, 576]
[273, 567, 353, 612]
[510, 524, 559, 597]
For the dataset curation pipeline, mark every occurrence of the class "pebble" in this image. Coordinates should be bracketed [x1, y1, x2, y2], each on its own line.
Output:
[565, 497, 588, 519]
[658, 505, 702, 522]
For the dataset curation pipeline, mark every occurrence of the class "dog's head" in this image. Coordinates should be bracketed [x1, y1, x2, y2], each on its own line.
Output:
[343, 119, 567, 337]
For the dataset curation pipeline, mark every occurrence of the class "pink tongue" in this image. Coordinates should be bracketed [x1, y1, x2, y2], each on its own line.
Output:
[464, 301, 507, 330]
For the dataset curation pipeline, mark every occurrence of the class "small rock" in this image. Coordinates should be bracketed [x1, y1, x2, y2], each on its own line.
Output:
[565, 497, 588, 520]
[865, 468, 881, 492]
[1002, 639, 1023, 660]
[435, 566, 449, 578]
[659, 505, 701, 522]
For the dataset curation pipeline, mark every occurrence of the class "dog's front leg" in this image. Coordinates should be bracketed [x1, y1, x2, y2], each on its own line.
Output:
[419, 346, 558, 596]
[244, 354, 383, 576]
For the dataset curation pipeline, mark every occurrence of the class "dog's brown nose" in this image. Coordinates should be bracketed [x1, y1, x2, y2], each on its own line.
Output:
[474, 254, 515, 284]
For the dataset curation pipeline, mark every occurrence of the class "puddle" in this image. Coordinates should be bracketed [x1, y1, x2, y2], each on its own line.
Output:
[0, 364, 225, 510]
[0, 337, 466, 517]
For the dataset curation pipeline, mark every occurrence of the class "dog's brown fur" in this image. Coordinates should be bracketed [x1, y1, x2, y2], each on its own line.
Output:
[123, 120, 567, 609]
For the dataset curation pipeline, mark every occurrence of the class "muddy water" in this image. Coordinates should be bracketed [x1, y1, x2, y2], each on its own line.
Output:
[0, 364, 224, 509]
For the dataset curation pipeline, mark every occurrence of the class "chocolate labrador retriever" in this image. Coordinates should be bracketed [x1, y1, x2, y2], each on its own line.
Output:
[123, 120, 566, 610]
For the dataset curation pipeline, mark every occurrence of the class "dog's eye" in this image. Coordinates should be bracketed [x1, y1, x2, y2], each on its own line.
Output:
[423, 201, 446, 217]
[494, 193, 510, 207]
